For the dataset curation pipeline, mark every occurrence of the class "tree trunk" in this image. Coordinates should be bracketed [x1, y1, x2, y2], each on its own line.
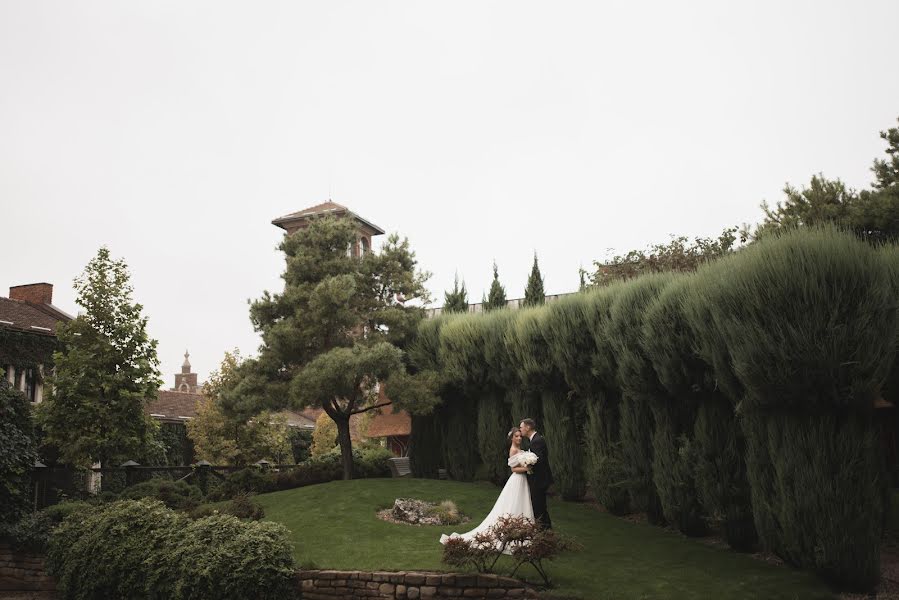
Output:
[335, 414, 355, 480]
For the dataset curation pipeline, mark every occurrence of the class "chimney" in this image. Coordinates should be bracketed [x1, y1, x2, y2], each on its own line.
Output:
[9, 283, 54, 305]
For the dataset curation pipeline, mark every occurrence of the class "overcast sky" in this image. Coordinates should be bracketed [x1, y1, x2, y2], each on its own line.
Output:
[2, 1, 898, 384]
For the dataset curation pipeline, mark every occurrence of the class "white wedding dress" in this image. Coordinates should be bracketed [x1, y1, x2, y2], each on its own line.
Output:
[439, 452, 534, 552]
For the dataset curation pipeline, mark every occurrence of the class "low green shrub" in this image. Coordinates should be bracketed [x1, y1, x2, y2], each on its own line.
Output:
[5, 501, 94, 552]
[206, 467, 275, 501]
[227, 493, 265, 520]
[46, 499, 295, 600]
[189, 494, 265, 521]
[120, 478, 203, 510]
[357, 446, 394, 478]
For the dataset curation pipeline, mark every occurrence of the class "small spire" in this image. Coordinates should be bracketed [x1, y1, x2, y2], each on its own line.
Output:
[182, 350, 191, 370]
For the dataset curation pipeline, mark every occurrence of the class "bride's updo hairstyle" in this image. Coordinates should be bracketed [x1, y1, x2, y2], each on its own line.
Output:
[506, 427, 520, 446]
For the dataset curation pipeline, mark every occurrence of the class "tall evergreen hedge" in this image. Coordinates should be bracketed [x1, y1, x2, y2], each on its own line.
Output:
[583, 285, 630, 514]
[409, 413, 443, 478]
[701, 227, 894, 590]
[407, 316, 453, 478]
[607, 274, 675, 524]
[642, 278, 707, 536]
[681, 273, 757, 550]
[506, 307, 586, 500]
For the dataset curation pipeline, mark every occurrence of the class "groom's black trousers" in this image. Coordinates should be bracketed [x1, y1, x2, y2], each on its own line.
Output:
[530, 484, 552, 529]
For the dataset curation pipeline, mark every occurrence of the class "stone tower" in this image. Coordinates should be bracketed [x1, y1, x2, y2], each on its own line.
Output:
[174, 350, 199, 393]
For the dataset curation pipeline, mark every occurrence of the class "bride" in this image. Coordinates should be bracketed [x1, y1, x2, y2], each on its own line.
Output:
[439, 427, 534, 549]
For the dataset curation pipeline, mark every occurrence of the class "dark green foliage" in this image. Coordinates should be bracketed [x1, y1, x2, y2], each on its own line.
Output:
[580, 287, 629, 512]
[701, 227, 895, 590]
[440, 391, 481, 481]
[872, 116, 899, 190]
[209, 467, 275, 500]
[0, 380, 38, 527]
[158, 513, 296, 599]
[641, 279, 707, 536]
[523, 253, 545, 307]
[744, 412, 883, 590]
[47, 499, 295, 600]
[6, 501, 93, 553]
[485, 261, 507, 311]
[409, 413, 443, 478]
[477, 391, 512, 485]
[607, 275, 675, 524]
[120, 478, 203, 511]
[39, 247, 162, 469]
[289, 428, 313, 464]
[443, 274, 469, 313]
[357, 446, 394, 478]
[586, 228, 741, 286]
[0, 329, 60, 370]
[511, 390, 542, 433]
[542, 389, 586, 500]
[157, 422, 192, 466]
[243, 215, 432, 480]
[225, 493, 265, 520]
[692, 399, 756, 551]
[507, 307, 585, 492]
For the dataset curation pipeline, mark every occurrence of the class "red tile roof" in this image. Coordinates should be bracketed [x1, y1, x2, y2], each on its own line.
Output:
[367, 402, 412, 438]
[0, 297, 72, 335]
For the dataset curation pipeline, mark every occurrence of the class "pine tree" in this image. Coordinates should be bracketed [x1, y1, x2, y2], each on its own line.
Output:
[485, 261, 507, 311]
[443, 273, 469, 314]
[233, 216, 439, 480]
[523, 253, 545, 307]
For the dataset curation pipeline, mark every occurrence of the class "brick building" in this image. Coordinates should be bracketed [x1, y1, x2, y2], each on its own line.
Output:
[0, 283, 73, 403]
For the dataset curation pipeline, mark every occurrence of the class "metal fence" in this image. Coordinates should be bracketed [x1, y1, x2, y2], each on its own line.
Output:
[30, 460, 298, 510]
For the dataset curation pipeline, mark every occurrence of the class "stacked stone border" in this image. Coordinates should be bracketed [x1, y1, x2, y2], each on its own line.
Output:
[0, 543, 56, 594]
[297, 570, 538, 599]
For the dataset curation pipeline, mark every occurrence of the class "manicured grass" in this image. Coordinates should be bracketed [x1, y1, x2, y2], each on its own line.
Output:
[256, 478, 834, 600]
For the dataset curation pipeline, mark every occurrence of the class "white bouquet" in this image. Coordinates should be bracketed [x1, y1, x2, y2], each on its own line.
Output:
[518, 450, 538, 474]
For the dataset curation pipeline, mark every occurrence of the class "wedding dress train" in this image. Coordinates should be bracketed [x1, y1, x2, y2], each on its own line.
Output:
[439, 454, 534, 552]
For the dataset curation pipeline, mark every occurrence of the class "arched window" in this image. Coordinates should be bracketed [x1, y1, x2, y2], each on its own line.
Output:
[361, 237, 371, 254]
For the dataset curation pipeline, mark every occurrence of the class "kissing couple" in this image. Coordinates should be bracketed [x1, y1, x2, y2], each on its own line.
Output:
[439, 418, 555, 549]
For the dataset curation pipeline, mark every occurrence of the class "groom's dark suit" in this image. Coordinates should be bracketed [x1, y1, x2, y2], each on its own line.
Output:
[525, 432, 554, 529]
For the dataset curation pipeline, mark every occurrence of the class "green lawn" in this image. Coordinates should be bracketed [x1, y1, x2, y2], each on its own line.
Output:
[256, 478, 834, 600]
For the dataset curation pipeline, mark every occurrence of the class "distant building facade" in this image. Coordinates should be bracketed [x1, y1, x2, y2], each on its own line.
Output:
[0, 283, 73, 403]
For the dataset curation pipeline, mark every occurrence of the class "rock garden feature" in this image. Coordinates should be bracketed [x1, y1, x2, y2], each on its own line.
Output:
[377, 498, 468, 526]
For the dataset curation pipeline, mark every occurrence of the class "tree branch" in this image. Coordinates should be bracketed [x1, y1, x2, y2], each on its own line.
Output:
[350, 401, 392, 415]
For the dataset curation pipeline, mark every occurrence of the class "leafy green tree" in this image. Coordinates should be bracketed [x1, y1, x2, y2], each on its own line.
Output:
[38, 248, 161, 468]
[186, 350, 291, 466]
[872, 117, 899, 190]
[523, 253, 545, 307]
[587, 228, 742, 287]
[757, 175, 855, 236]
[443, 274, 469, 314]
[235, 216, 438, 479]
[0, 377, 38, 526]
[485, 261, 507, 310]
[757, 118, 899, 243]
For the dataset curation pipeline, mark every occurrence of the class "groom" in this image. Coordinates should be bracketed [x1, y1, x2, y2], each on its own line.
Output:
[519, 418, 553, 529]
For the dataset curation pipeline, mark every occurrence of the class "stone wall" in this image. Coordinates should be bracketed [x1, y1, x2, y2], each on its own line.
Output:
[297, 570, 537, 599]
[0, 543, 56, 595]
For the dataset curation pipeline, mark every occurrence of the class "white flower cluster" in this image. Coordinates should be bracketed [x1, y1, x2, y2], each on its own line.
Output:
[518, 450, 539, 467]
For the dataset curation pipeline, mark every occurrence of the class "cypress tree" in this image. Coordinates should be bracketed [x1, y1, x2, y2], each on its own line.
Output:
[485, 262, 507, 311]
[699, 227, 893, 591]
[523, 253, 545, 307]
[443, 274, 469, 314]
